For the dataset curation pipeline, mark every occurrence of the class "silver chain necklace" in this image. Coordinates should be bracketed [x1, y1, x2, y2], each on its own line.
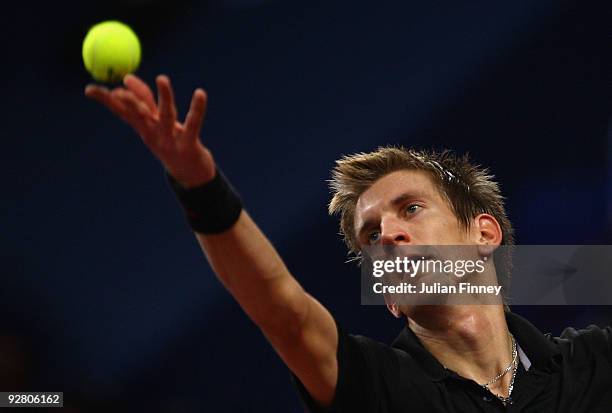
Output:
[481, 334, 518, 405]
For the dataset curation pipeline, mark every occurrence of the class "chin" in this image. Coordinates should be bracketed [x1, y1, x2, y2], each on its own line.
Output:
[402, 304, 452, 320]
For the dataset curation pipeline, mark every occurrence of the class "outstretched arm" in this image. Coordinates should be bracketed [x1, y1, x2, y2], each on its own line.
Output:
[85, 75, 338, 406]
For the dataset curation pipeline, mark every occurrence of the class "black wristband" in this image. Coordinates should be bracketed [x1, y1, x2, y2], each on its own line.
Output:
[166, 168, 243, 234]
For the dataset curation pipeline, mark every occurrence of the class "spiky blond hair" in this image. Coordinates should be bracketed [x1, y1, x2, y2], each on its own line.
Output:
[329, 146, 514, 282]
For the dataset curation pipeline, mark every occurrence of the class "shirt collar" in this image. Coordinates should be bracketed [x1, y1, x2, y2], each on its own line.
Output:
[505, 311, 562, 372]
[391, 311, 561, 382]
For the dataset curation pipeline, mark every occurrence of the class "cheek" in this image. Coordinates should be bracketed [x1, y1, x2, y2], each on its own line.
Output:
[410, 209, 464, 243]
[425, 216, 464, 243]
[443, 220, 469, 243]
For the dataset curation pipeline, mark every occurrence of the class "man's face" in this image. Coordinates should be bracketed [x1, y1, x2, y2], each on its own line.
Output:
[354, 169, 480, 315]
[354, 169, 471, 248]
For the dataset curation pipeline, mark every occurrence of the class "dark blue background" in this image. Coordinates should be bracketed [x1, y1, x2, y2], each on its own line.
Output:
[4, 0, 611, 411]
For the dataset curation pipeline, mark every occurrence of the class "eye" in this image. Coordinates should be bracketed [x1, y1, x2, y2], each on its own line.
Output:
[367, 231, 381, 245]
[405, 204, 421, 214]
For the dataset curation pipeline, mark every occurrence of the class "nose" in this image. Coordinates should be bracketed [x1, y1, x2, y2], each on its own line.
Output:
[380, 217, 411, 245]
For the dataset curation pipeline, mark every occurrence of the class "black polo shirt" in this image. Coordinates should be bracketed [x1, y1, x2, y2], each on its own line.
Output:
[293, 312, 612, 412]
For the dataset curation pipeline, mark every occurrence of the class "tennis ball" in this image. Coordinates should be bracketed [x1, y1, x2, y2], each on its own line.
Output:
[82, 21, 141, 83]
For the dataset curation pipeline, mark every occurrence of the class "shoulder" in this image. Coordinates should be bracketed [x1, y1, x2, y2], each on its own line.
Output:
[340, 331, 403, 374]
[345, 331, 422, 369]
[553, 324, 612, 362]
[293, 329, 406, 413]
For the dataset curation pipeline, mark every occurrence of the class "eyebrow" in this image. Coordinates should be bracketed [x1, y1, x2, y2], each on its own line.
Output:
[390, 191, 426, 207]
[356, 191, 428, 239]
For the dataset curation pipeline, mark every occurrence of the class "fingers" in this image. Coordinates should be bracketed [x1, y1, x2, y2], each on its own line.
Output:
[112, 89, 157, 142]
[183, 88, 208, 141]
[85, 84, 133, 125]
[156, 75, 178, 138]
[123, 74, 157, 114]
[86, 76, 200, 150]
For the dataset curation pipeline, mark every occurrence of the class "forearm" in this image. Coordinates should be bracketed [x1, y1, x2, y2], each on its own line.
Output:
[196, 210, 308, 333]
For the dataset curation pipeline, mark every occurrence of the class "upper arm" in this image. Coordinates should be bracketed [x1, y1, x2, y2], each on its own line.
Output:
[262, 284, 391, 411]
[263, 291, 339, 407]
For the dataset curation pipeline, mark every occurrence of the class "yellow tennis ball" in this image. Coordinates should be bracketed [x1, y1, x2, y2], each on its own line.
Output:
[82, 21, 141, 83]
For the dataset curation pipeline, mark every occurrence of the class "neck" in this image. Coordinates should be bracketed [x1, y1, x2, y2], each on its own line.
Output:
[408, 304, 514, 396]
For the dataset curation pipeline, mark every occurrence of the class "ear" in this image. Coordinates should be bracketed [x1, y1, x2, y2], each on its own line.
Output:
[385, 300, 403, 319]
[472, 213, 502, 257]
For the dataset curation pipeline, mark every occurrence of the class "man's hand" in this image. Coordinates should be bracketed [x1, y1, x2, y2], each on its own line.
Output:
[85, 74, 215, 188]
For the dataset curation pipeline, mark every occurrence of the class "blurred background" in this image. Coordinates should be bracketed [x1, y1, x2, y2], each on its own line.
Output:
[4, 0, 612, 411]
